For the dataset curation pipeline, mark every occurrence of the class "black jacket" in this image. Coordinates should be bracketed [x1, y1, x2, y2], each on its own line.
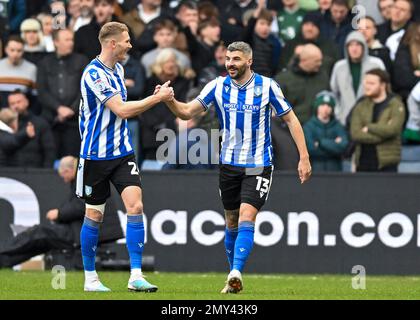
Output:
[8, 112, 56, 168]
[319, 10, 353, 57]
[377, 21, 410, 45]
[0, 127, 30, 166]
[56, 180, 124, 246]
[369, 46, 392, 75]
[74, 19, 103, 61]
[392, 43, 419, 101]
[183, 26, 218, 76]
[37, 53, 88, 124]
[75, 16, 138, 61]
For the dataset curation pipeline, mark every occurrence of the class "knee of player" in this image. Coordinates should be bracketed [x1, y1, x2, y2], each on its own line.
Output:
[126, 201, 143, 215]
[85, 203, 106, 221]
[239, 210, 257, 223]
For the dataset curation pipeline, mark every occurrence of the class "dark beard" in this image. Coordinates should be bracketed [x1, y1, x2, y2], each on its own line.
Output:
[229, 65, 246, 79]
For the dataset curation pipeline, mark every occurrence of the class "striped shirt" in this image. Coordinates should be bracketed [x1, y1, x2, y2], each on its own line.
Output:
[197, 72, 292, 167]
[79, 57, 133, 160]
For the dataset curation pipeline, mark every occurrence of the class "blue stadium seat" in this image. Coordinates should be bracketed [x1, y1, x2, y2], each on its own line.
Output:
[140, 160, 165, 171]
[398, 145, 420, 173]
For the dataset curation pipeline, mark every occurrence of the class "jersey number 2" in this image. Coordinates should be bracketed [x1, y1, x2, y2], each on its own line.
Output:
[128, 162, 139, 175]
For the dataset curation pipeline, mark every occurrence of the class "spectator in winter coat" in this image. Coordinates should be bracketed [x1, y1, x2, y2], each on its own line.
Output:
[392, 22, 420, 101]
[350, 69, 405, 172]
[241, 4, 282, 77]
[304, 90, 348, 171]
[330, 31, 386, 126]
[7, 90, 56, 168]
[275, 43, 330, 124]
[0, 108, 35, 166]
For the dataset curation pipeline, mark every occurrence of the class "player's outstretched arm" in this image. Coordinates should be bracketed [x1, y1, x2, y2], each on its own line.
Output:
[282, 110, 312, 184]
[105, 81, 174, 119]
[154, 84, 205, 120]
[165, 98, 205, 120]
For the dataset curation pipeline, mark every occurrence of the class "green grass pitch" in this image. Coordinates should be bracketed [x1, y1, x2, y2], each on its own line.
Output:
[1, 270, 420, 300]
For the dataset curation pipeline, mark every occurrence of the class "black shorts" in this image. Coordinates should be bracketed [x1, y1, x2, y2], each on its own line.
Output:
[219, 164, 273, 211]
[76, 153, 141, 205]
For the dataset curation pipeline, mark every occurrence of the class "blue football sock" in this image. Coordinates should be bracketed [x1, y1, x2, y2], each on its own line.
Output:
[80, 217, 100, 272]
[126, 214, 144, 270]
[224, 227, 238, 271]
[233, 221, 255, 273]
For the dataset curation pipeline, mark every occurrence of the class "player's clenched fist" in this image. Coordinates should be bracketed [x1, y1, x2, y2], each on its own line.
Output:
[154, 81, 174, 102]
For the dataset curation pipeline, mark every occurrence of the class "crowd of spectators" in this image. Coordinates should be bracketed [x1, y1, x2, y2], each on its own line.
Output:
[0, 0, 419, 172]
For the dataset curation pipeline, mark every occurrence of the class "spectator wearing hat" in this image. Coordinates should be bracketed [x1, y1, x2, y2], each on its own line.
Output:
[303, 90, 348, 172]
[275, 43, 330, 124]
[357, 16, 392, 74]
[20, 18, 48, 66]
[279, 11, 340, 74]
[350, 69, 405, 172]
[276, 0, 307, 43]
[330, 31, 386, 127]
[241, 2, 282, 77]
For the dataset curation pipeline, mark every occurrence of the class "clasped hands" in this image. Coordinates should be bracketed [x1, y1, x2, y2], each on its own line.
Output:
[153, 81, 175, 102]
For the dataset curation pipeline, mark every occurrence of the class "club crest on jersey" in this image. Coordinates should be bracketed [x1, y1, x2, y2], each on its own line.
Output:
[254, 86, 262, 97]
[89, 70, 99, 80]
[85, 185, 92, 197]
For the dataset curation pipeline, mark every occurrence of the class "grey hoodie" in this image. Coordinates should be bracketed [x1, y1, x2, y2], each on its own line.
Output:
[330, 31, 386, 125]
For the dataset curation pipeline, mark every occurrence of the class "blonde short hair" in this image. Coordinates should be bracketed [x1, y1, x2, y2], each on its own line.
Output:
[0, 108, 18, 126]
[98, 22, 129, 44]
[150, 48, 184, 76]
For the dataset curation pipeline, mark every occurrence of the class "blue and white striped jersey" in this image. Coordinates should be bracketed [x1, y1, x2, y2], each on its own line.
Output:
[79, 57, 133, 160]
[196, 73, 292, 167]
